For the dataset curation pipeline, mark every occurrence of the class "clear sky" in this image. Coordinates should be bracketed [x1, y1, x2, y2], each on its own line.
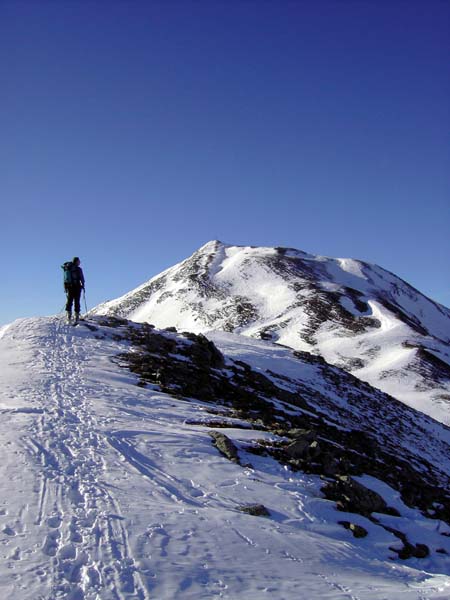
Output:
[1, 0, 449, 325]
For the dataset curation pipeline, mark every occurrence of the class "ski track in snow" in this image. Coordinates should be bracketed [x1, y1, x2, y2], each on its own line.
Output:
[1, 316, 449, 600]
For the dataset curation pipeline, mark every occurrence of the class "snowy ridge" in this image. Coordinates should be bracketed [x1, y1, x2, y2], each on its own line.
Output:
[93, 241, 450, 424]
[1, 315, 450, 599]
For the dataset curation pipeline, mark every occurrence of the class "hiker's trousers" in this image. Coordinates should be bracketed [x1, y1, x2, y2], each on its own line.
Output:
[65, 284, 82, 314]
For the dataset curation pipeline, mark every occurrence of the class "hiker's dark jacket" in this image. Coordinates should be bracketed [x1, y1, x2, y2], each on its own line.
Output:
[65, 265, 85, 314]
[70, 265, 85, 289]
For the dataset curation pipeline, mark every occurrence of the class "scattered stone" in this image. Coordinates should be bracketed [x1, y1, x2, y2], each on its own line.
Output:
[392, 541, 430, 560]
[338, 521, 368, 538]
[97, 316, 128, 328]
[186, 419, 251, 429]
[240, 504, 270, 517]
[382, 524, 430, 559]
[209, 431, 240, 464]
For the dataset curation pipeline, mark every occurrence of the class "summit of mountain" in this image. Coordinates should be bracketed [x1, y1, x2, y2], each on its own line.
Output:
[92, 241, 450, 424]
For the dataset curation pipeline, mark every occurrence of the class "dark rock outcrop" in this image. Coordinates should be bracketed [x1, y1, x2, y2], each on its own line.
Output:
[338, 521, 368, 538]
[240, 504, 270, 517]
[209, 431, 240, 464]
[321, 476, 400, 518]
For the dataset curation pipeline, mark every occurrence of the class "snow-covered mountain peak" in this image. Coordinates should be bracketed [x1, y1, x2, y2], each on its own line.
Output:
[93, 242, 450, 424]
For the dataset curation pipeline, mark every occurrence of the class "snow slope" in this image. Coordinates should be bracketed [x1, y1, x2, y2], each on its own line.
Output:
[1, 315, 450, 600]
[92, 241, 450, 424]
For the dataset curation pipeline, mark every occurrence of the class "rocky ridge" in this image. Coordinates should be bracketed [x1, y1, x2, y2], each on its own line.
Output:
[86, 315, 450, 561]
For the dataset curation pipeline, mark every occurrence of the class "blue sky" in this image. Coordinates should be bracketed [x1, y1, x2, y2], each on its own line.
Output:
[1, 0, 449, 325]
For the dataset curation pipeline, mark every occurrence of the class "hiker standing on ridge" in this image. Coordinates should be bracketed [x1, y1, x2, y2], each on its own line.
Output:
[62, 257, 85, 324]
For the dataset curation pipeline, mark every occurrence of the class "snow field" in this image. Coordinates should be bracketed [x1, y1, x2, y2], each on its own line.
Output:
[0, 316, 449, 599]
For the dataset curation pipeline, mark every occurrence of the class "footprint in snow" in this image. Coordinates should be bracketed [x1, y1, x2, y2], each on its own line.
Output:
[47, 515, 62, 529]
[2, 526, 16, 536]
[69, 518, 83, 543]
[58, 543, 77, 560]
[42, 530, 61, 556]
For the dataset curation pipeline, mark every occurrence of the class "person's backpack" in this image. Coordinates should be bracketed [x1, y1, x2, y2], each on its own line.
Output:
[62, 262, 74, 288]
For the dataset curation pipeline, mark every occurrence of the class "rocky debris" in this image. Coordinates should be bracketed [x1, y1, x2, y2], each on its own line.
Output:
[403, 543, 430, 559]
[292, 350, 327, 366]
[412, 347, 450, 384]
[185, 333, 225, 369]
[228, 296, 258, 329]
[118, 327, 226, 397]
[284, 429, 343, 477]
[299, 289, 382, 346]
[119, 326, 307, 422]
[117, 317, 450, 523]
[114, 316, 450, 523]
[96, 315, 129, 328]
[321, 476, 400, 518]
[209, 431, 240, 464]
[285, 429, 317, 458]
[240, 504, 270, 517]
[383, 524, 430, 559]
[94, 315, 450, 560]
[277, 427, 388, 482]
[338, 521, 368, 538]
[185, 419, 252, 429]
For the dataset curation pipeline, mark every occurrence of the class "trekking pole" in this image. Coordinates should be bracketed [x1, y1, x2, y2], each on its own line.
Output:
[83, 289, 88, 315]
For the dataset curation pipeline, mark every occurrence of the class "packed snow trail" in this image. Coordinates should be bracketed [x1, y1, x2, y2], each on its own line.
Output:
[1, 317, 148, 600]
[0, 317, 449, 599]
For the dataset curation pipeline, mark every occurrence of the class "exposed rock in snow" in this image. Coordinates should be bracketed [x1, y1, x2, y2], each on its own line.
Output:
[209, 431, 241, 464]
[106, 315, 450, 529]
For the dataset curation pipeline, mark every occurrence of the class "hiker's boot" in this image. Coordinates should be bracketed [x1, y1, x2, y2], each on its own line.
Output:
[66, 311, 72, 324]
[74, 312, 80, 325]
